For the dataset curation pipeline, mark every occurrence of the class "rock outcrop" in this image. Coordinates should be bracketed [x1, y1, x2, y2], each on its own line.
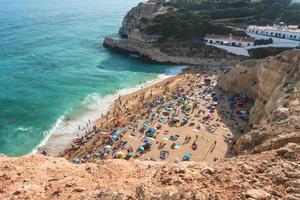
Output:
[218, 49, 300, 154]
[103, 37, 240, 65]
[119, 0, 164, 40]
[104, 0, 242, 65]
[1, 143, 299, 200]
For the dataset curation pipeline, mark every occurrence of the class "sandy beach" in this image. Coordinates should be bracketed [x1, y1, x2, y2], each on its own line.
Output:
[54, 63, 252, 163]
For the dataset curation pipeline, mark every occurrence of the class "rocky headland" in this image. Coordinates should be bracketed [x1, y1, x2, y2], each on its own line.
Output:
[103, 0, 242, 65]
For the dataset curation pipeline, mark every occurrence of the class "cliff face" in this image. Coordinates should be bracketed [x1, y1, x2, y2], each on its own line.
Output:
[119, 1, 163, 40]
[1, 143, 299, 200]
[104, 0, 242, 65]
[218, 49, 300, 154]
[103, 37, 239, 65]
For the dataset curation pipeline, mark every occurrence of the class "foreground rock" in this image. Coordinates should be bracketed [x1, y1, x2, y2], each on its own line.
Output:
[218, 49, 300, 154]
[0, 143, 299, 200]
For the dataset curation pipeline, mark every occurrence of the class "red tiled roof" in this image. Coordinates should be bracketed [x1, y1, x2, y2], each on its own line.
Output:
[205, 34, 255, 43]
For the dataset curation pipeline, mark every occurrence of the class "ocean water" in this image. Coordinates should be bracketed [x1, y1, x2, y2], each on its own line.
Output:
[0, 0, 175, 157]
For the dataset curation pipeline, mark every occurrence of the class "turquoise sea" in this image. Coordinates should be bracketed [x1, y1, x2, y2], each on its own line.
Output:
[0, 0, 176, 156]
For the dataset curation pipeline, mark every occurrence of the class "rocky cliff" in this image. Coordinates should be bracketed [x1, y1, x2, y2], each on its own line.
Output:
[103, 37, 239, 65]
[1, 143, 299, 200]
[119, 0, 164, 40]
[218, 49, 300, 154]
[103, 0, 242, 65]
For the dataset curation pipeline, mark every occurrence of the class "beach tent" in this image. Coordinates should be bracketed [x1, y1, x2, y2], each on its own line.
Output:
[158, 117, 165, 123]
[144, 136, 155, 141]
[182, 117, 189, 124]
[104, 145, 112, 149]
[112, 134, 118, 140]
[183, 154, 191, 161]
[137, 146, 145, 153]
[72, 158, 81, 164]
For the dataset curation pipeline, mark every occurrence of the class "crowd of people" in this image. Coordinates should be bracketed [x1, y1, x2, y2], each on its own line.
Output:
[62, 70, 252, 163]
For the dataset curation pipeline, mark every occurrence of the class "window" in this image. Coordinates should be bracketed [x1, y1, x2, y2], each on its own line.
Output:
[294, 35, 297, 39]
[271, 32, 273, 35]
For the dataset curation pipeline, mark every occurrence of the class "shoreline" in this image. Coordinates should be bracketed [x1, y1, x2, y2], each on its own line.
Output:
[36, 66, 186, 156]
[60, 63, 251, 163]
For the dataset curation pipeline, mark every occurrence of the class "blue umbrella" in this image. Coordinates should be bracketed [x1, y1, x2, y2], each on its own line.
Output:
[147, 128, 156, 134]
[183, 154, 191, 160]
[112, 135, 117, 140]
[182, 117, 189, 123]
[126, 152, 132, 158]
[137, 146, 144, 152]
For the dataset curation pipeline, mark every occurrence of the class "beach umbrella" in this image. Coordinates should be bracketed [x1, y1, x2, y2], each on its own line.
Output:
[147, 128, 156, 134]
[126, 152, 132, 158]
[112, 135, 117, 140]
[137, 146, 144, 152]
[162, 137, 169, 141]
[182, 117, 189, 123]
[115, 151, 123, 158]
[183, 154, 191, 160]
[116, 118, 125, 125]
[104, 145, 112, 149]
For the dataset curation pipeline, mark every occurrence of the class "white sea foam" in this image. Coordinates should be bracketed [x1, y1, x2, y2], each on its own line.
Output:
[16, 126, 32, 132]
[31, 66, 186, 156]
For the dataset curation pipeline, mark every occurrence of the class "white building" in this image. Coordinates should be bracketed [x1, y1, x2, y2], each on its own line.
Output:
[246, 23, 300, 41]
[204, 34, 255, 47]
